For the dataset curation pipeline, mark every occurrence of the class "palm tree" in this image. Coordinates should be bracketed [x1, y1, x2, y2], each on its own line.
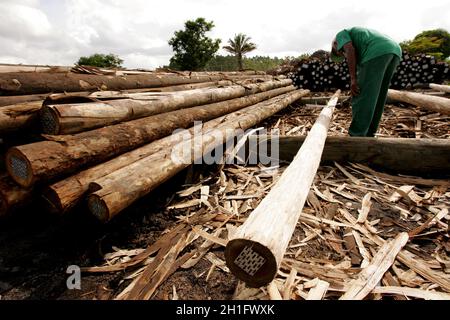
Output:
[223, 33, 257, 71]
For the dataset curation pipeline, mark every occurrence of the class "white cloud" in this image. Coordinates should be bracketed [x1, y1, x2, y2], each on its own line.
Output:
[0, 0, 449, 68]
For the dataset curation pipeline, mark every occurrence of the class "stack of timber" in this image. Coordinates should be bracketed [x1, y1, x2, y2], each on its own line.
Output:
[0, 74, 298, 218]
[281, 53, 449, 92]
[81, 93, 450, 301]
[0, 70, 274, 95]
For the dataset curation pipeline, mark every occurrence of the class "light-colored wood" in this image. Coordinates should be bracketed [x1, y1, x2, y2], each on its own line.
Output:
[7, 86, 295, 188]
[86, 90, 310, 223]
[42, 86, 295, 213]
[224, 91, 340, 288]
[0, 81, 234, 107]
[0, 101, 42, 133]
[41, 79, 292, 134]
[0, 71, 272, 95]
[340, 232, 409, 300]
[397, 250, 450, 293]
[430, 83, 450, 93]
[371, 286, 450, 300]
[388, 89, 450, 115]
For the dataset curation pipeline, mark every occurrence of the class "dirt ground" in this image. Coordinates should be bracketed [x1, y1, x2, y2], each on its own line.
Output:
[0, 94, 449, 300]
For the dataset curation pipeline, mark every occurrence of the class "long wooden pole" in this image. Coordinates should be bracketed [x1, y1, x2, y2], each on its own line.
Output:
[42, 86, 296, 213]
[224, 91, 340, 288]
[6, 86, 295, 188]
[0, 174, 32, 218]
[429, 83, 450, 93]
[0, 72, 272, 95]
[0, 101, 42, 134]
[40, 80, 292, 134]
[86, 90, 310, 223]
[249, 136, 450, 175]
[388, 89, 450, 115]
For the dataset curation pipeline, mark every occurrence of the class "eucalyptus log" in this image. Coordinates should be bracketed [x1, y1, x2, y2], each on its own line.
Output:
[0, 174, 32, 218]
[430, 83, 450, 93]
[0, 81, 235, 107]
[388, 89, 450, 115]
[248, 136, 450, 175]
[86, 89, 310, 223]
[0, 72, 272, 95]
[40, 79, 292, 134]
[43, 86, 295, 213]
[7, 86, 296, 188]
[225, 91, 340, 288]
[0, 101, 42, 133]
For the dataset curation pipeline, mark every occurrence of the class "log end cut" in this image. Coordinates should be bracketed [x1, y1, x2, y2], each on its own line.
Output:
[6, 148, 34, 188]
[87, 193, 110, 223]
[224, 238, 277, 288]
[40, 105, 60, 135]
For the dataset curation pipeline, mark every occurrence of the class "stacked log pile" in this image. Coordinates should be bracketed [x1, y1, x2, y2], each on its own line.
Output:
[0, 69, 303, 219]
[284, 53, 449, 92]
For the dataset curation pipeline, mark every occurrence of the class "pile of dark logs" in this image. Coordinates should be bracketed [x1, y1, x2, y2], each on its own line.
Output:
[286, 53, 449, 92]
[0, 69, 312, 219]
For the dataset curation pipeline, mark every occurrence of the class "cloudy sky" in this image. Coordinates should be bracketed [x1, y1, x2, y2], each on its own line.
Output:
[1, 0, 449, 69]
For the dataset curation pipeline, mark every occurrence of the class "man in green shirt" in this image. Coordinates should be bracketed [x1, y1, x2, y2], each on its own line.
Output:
[331, 27, 402, 137]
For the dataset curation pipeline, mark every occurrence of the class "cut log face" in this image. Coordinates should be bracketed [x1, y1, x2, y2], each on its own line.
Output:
[224, 91, 340, 288]
[430, 83, 450, 93]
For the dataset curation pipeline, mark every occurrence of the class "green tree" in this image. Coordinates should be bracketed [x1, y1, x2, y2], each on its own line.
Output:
[77, 53, 123, 68]
[223, 33, 257, 71]
[168, 18, 221, 71]
[400, 29, 450, 60]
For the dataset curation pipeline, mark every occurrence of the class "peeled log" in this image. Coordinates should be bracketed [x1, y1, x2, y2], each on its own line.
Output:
[0, 174, 32, 218]
[40, 79, 292, 134]
[0, 72, 272, 95]
[224, 91, 340, 288]
[86, 89, 310, 223]
[43, 86, 295, 213]
[0, 101, 42, 133]
[429, 83, 450, 94]
[7, 86, 295, 188]
[388, 89, 450, 115]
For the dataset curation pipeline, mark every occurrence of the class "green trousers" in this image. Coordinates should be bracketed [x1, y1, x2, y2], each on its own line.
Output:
[350, 54, 400, 137]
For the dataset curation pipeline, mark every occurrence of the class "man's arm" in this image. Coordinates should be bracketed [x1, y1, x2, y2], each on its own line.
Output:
[343, 42, 360, 96]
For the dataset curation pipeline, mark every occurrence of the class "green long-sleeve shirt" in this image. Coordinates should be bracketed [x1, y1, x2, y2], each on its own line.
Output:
[335, 27, 402, 65]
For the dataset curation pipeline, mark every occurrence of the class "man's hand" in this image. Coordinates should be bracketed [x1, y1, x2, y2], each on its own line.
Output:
[350, 79, 360, 96]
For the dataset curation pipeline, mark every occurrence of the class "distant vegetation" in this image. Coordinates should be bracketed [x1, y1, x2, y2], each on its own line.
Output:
[401, 29, 450, 60]
[77, 53, 123, 68]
